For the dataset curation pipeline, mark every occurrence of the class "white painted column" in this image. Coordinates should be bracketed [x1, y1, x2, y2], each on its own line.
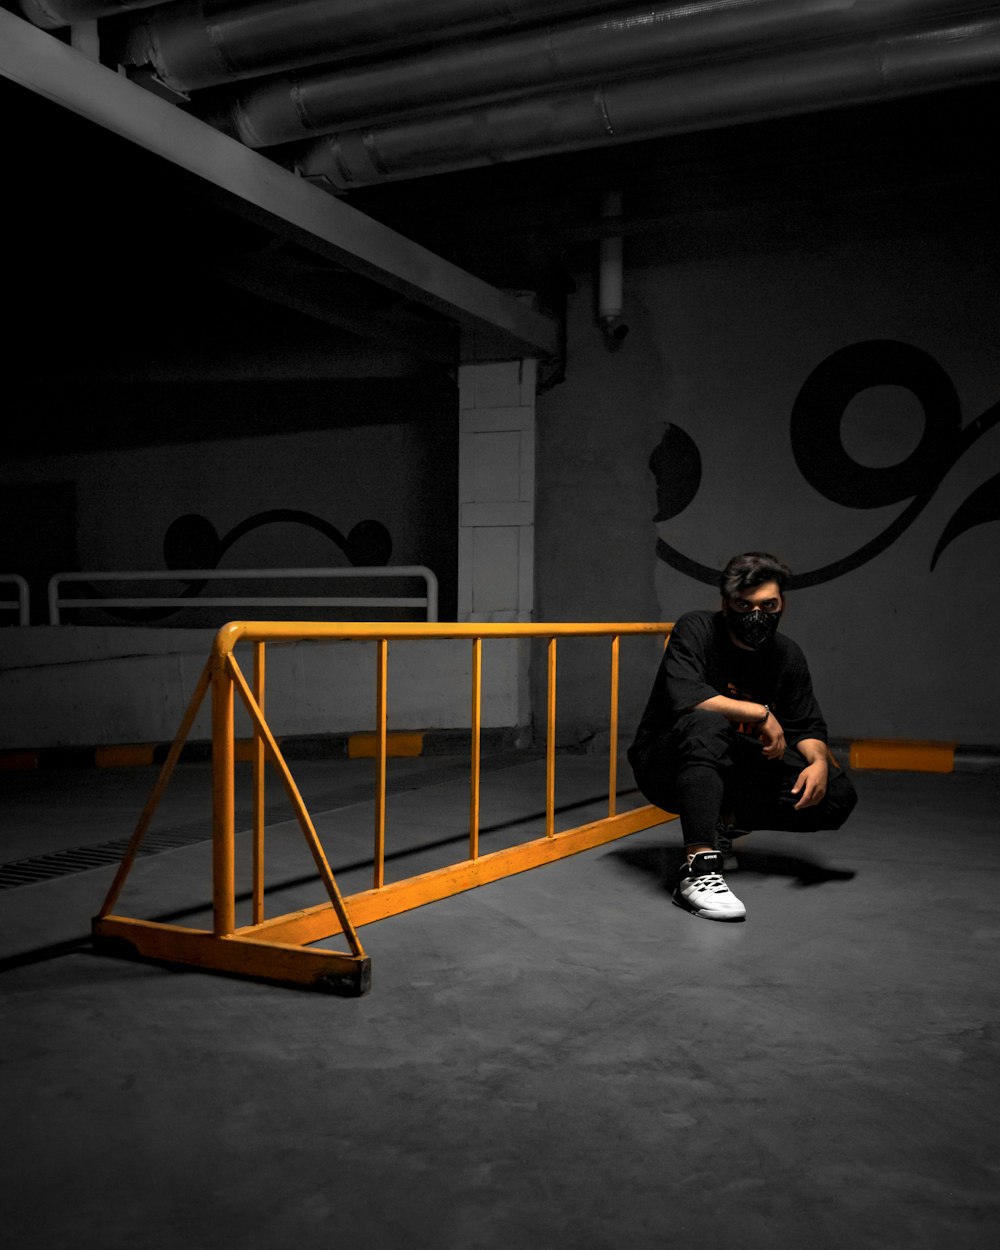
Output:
[457, 358, 537, 623]
[457, 356, 537, 735]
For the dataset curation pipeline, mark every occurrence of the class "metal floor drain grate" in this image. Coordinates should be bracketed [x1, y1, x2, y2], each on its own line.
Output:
[0, 830, 211, 890]
[0, 754, 549, 892]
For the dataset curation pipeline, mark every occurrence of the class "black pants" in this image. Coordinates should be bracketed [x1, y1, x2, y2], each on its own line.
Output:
[628, 709, 858, 847]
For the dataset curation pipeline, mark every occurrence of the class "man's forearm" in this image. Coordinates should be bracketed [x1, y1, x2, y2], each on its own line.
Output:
[693, 694, 767, 724]
[795, 737, 827, 765]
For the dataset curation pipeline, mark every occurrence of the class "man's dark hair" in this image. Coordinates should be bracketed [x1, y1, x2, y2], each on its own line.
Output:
[720, 551, 792, 600]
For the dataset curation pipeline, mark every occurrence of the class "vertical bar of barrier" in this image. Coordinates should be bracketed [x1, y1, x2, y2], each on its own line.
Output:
[374, 638, 388, 889]
[211, 655, 236, 937]
[252, 641, 266, 926]
[224, 652, 367, 958]
[470, 636, 482, 859]
[546, 637, 557, 838]
[609, 634, 620, 817]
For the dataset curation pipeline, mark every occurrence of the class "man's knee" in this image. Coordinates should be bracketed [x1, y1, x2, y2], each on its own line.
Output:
[790, 770, 858, 832]
[822, 770, 858, 829]
[628, 711, 735, 811]
[737, 764, 857, 833]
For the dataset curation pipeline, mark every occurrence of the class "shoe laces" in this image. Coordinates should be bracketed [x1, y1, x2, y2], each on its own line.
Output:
[686, 871, 731, 895]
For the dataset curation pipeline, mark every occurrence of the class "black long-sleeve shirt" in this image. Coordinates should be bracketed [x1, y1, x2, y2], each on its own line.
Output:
[630, 609, 828, 761]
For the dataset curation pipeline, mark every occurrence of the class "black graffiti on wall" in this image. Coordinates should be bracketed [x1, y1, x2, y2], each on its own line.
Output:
[80, 510, 393, 621]
[651, 340, 1000, 590]
[163, 510, 393, 572]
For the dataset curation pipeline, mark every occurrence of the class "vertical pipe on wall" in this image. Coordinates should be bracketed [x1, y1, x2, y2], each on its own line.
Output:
[69, 19, 100, 60]
[598, 189, 628, 349]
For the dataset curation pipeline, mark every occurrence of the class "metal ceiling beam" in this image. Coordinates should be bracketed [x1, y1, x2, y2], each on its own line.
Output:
[0, 8, 559, 362]
[207, 252, 460, 365]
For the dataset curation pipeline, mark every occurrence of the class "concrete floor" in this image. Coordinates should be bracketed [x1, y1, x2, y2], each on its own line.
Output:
[2, 752, 999, 1249]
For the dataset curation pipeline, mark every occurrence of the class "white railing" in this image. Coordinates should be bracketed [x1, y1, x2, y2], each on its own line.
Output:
[1, 574, 30, 626]
[46, 567, 439, 625]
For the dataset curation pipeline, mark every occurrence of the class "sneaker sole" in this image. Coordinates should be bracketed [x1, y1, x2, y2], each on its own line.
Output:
[672, 893, 746, 922]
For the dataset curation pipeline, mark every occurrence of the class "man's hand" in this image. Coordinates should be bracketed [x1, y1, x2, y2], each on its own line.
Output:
[754, 712, 785, 760]
[791, 759, 828, 808]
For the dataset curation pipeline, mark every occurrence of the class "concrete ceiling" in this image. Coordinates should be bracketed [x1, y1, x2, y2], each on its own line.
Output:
[3, 1, 999, 407]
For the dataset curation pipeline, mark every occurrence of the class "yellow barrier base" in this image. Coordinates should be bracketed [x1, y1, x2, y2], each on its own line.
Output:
[91, 803, 673, 994]
[92, 917, 371, 996]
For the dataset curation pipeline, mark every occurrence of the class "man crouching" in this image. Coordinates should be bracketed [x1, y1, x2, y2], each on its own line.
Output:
[628, 551, 858, 921]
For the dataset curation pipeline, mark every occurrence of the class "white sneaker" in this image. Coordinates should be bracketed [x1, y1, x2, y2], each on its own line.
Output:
[673, 851, 747, 921]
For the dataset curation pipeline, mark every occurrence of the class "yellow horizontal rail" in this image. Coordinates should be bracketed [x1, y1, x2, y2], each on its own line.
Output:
[212, 620, 673, 648]
[92, 619, 676, 996]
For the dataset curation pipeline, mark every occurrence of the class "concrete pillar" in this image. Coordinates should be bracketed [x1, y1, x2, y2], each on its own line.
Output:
[457, 358, 537, 623]
[456, 356, 537, 737]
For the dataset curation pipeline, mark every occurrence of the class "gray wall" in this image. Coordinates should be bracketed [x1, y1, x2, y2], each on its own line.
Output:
[536, 203, 1000, 747]
[4, 193, 998, 752]
[2, 382, 458, 626]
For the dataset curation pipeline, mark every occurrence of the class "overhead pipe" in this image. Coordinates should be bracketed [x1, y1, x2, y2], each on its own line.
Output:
[17, 0, 169, 30]
[292, 14, 1000, 190]
[106, 0, 618, 96]
[194, 0, 991, 150]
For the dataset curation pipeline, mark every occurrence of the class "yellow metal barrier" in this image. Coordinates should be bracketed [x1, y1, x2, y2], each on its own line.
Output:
[92, 621, 676, 996]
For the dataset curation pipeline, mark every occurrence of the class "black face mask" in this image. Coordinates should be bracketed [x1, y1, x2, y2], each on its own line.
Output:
[726, 607, 781, 650]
